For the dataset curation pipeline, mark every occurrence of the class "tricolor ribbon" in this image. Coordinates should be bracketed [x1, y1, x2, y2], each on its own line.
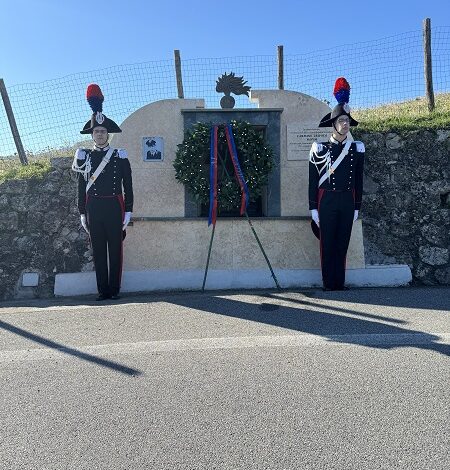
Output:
[208, 124, 249, 226]
[208, 125, 218, 226]
[224, 124, 249, 216]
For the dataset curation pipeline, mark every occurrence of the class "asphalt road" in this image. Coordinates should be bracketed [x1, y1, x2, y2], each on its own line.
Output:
[1, 286, 449, 469]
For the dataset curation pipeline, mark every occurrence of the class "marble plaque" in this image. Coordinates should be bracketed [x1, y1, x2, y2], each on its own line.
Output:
[287, 125, 329, 161]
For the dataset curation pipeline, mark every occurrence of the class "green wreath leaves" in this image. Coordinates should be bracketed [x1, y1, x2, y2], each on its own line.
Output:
[174, 120, 274, 211]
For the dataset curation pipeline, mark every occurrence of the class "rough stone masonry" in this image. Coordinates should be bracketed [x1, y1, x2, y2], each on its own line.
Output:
[355, 128, 450, 285]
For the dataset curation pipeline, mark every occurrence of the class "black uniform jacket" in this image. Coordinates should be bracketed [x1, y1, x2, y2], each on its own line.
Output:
[76, 148, 134, 215]
[309, 138, 365, 211]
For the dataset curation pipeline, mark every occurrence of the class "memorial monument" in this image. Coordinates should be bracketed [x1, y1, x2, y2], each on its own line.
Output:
[55, 78, 411, 295]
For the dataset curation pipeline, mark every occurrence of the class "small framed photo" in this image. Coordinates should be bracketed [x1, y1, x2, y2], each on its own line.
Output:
[142, 137, 164, 161]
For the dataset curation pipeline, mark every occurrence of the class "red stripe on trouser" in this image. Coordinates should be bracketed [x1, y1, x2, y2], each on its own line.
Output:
[117, 195, 125, 290]
[317, 189, 325, 270]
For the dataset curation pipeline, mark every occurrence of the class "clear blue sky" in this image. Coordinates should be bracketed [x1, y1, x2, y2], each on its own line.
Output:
[2, 0, 449, 86]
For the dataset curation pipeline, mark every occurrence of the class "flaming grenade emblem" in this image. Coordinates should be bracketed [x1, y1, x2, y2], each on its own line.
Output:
[215, 72, 251, 109]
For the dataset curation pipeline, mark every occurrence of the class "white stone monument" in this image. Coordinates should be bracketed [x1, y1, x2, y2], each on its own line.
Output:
[55, 91, 411, 296]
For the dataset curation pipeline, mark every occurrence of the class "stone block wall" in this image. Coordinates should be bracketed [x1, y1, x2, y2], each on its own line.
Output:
[0, 158, 91, 300]
[354, 129, 450, 285]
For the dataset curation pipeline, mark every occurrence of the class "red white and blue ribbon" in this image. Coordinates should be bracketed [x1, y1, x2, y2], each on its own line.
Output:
[224, 124, 249, 216]
[208, 124, 249, 226]
[208, 125, 219, 226]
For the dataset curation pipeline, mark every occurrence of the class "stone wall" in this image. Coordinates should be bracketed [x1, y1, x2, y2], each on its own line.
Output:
[354, 128, 450, 285]
[0, 158, 90, 300]
[0, 128, 449, 300]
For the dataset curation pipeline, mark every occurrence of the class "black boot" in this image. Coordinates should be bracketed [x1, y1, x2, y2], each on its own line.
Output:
[96, 293, 111, 301]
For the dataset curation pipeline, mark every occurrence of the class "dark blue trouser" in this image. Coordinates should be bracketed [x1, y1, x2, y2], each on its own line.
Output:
[86, 196, 124, 296]
[318, 190, 354, 289]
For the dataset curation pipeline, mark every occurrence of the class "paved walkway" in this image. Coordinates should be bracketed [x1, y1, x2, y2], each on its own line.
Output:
[1, 286, 449, 469]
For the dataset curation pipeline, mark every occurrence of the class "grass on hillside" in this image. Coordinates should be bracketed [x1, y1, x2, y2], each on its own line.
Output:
[352, 92, 450, 133]
[0, 158, 52, 182]
[0, 143, 78, 182]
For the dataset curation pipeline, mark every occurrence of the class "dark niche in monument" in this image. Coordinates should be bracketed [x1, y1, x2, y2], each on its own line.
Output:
[216, 72, 251, 109]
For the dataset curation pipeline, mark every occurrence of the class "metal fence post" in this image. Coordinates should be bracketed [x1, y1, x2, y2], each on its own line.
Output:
[0, 78, 28, 164]
[277, 45, 284, 90]
[174, 50, 184, 99]
[423, 18, 435, 112]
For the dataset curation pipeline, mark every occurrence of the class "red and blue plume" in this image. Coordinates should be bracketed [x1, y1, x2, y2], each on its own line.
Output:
[86, 84, 104, 113]
[333, 77, 350, 105]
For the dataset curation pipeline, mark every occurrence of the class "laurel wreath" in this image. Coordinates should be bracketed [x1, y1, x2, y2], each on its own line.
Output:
[173, 120, 274, 212]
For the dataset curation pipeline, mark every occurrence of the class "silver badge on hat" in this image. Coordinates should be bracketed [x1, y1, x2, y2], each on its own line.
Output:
[95, 112, 105, 124]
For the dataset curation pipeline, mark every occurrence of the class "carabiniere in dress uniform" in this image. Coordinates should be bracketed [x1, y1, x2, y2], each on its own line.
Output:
[308, 77, 365, 291]
[72, 84, 133, 301]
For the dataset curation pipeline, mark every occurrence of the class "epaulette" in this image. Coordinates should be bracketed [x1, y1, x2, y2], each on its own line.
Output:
[117, 148, 128, 159]
[75, 148, 89, 160]
[355, 141, 365, 153]
[309, 141, 329, 157]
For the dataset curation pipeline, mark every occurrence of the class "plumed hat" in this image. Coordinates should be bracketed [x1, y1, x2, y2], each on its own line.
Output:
[80, 84, 122, 134]
[319, 77, 358, 128]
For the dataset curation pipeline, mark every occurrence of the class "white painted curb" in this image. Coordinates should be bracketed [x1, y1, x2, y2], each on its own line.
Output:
[54, 265, 412, 296]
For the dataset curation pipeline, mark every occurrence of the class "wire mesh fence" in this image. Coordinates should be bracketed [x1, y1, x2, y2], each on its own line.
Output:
[1, 26, 449, 161]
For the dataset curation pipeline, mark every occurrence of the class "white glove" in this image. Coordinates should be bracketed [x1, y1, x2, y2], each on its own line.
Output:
[311, 209, 320, 227]
[311, 142, 323, 155]
[80, 214, 89, 233]
[122, 212, 132, 230]
[353, 210, 359, 222]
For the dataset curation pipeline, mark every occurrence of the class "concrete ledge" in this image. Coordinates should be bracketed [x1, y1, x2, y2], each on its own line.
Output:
[346, 264, 412, 287]
[54, 265, 412, 296]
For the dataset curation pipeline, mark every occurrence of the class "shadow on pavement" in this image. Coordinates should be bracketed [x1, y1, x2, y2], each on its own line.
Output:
[1, 286, 449, 312]
[1, 286, 448, 358]
[163, 291, 450, 358]
[0, 319, 142, 377]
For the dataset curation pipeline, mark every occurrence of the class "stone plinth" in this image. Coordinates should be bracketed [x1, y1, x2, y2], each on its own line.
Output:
[123, 218, 364, 271]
